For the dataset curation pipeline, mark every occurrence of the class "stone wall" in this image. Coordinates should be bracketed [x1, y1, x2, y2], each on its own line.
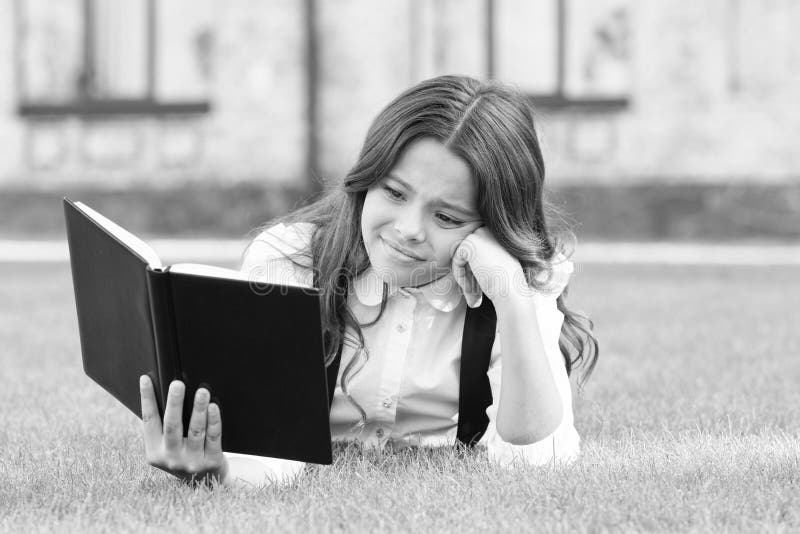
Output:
[0, 0, 799, 191]
[540, 0, 800, 185]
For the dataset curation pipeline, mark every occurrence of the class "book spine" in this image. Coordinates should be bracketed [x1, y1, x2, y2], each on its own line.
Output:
[145, 268, 181, 417]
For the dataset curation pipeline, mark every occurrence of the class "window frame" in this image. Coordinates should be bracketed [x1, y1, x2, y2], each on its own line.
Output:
[16, 0, 211, 117]
[486, 0, 629, 112]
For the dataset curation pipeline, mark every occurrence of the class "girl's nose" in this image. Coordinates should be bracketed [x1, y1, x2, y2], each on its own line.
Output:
[393, 213, 425, 242]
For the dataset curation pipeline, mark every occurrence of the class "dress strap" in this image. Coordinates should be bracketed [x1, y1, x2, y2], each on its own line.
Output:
[456, 297, 496, 447]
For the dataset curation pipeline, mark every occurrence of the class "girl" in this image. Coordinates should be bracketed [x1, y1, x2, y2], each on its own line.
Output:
[139, 75, 598, 486]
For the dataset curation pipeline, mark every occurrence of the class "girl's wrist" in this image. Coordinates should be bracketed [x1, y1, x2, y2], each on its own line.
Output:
[493, 289, 537, 321]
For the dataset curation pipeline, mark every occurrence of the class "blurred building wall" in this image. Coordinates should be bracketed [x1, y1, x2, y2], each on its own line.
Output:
[1, 0, 799, 191]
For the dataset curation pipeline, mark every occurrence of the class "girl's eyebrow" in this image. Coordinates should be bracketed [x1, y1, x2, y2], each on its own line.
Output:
[386, 173, 478, 217]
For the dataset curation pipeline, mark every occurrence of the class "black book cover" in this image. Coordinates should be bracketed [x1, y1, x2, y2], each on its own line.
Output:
[64, 198, 163, 416]
[64, 197, 333, 464]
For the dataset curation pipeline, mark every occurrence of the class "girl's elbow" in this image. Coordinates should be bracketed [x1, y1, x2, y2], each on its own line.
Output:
[497, 405, 563, 445]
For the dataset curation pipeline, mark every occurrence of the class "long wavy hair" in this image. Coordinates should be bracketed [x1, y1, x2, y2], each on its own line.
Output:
[252, 75, 598, 426]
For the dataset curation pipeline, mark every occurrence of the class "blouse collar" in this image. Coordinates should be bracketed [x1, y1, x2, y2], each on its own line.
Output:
[350, 267, 465, 312]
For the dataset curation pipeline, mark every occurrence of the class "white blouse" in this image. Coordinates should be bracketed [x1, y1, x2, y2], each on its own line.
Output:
[228, 223, 580, 483]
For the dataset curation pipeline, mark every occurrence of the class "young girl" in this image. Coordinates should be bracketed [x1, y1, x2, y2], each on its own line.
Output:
[138, 75, 598, 486]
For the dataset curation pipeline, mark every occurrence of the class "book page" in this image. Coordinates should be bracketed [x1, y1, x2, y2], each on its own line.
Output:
[170, 263, 314, 289]
[169, 263, 252, 281]
[75, 202, 163, 269]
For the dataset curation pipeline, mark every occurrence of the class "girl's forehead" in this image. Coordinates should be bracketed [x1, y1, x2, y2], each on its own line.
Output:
[390, 138, 477, 211]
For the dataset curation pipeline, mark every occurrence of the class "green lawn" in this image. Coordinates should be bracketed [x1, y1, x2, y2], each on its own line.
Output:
[1, 261, 798, 532]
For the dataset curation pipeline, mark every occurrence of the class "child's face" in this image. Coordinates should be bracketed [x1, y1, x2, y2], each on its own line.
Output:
[360, 137, 483, 288]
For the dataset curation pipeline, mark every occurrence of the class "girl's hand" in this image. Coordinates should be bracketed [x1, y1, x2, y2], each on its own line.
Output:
[451, 227, 525, 307]
[139, 376, 229, 484]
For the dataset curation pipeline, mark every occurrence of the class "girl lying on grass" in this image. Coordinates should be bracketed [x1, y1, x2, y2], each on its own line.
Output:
[139, 75, 598, 486]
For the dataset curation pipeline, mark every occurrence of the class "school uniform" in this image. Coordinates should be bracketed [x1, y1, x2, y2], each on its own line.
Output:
[229, 223, 580, 483]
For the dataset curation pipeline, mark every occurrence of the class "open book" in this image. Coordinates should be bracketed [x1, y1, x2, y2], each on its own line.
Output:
[63, 197, 332, 464]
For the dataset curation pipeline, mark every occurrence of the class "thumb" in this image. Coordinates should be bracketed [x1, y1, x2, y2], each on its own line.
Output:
[451, 245, 482, 308]
[462, 264, 483, 308]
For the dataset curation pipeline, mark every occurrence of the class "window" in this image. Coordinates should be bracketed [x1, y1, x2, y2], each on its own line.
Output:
[489, 0, 631, 109]
[17, 0, 213, 116]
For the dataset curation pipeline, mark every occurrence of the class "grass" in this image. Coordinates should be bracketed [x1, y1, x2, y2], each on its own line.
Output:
[0, 261, 798, 532]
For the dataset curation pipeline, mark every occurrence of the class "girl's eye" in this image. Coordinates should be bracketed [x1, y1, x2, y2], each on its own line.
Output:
[436, 213, 463, 226]
[383, 185, 403, 200]
[380, 184, 464, 226]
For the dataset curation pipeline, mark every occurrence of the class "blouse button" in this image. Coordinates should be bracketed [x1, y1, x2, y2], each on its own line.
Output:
[382, 399, 393, 408]
[396, 323, 407, 333]
[376, 428, 385, 438]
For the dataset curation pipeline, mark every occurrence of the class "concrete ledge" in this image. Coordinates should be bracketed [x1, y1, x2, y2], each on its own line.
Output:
[549, 183, 800, 241]
[1, 183, 799, 240]
[0, 184, 310, 239]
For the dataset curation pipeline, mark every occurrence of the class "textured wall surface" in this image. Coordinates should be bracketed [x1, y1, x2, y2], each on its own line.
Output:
[543, 0, 800, 185]
[1, 0, 799, 189]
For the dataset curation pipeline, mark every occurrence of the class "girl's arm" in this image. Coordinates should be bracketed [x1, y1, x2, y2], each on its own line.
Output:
[452, 228, 563, 445]
[492, 293, 563, 444]
[223, 454, 306, 487]
[483, 259, 580, 464]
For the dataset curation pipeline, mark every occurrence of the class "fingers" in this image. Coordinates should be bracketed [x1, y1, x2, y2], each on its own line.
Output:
[186, 388, 210, 455]
[453, 268, 473, 307]
[451, 240, 471, 289]
[452, 240, 482, 307]
[463, 264, 483, 308]
[162, 380, 185, 452]
[140, 378, 224, 479]
[204, 402, 223, 459]
[139, 375, 163, 451]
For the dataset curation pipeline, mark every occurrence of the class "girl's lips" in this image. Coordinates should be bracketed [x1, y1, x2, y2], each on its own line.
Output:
[381, 238, 424, 263]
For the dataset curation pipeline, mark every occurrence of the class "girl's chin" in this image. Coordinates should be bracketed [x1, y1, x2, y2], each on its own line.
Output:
[370, 259, 448, 288]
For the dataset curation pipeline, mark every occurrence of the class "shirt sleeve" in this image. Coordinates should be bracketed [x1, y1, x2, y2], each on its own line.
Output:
[240, 222, 316, 288]
[223, 452, 307, 486]
[224, 222, 316, 485]
[479, 257, 581, 467]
